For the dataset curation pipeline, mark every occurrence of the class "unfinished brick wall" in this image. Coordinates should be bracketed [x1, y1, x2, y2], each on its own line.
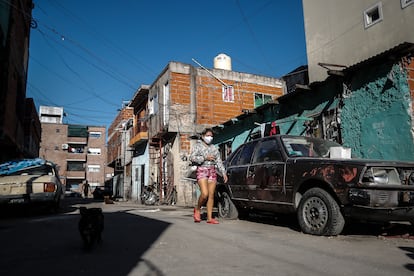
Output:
[169, 71, 283, 127]
[170, 72, 191, 105]
[196, 77, 283, 125]
[107, 107, 134, 164]
[154, 62, 284, 206]
[179, 134, 191, 152]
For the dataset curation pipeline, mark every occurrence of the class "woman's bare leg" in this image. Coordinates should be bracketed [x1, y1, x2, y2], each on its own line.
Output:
[197, 178, 209, 211]
[206, 180, 217, 221]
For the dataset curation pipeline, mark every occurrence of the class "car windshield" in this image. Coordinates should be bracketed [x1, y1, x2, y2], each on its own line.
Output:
[281, 136, 342, 158]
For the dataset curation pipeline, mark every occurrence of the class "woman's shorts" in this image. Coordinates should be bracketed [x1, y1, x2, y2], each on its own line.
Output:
[196, 166, 217, 181]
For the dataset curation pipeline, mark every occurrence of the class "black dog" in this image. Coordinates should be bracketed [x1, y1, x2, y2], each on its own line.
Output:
[78, 207, 104, 251]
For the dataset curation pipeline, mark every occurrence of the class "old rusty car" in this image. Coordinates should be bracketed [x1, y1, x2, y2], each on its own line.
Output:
[216, 135, 414, 236]
[0, 158, 63, 211]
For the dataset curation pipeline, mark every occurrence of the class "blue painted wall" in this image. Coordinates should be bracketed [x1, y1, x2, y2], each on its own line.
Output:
[341, 63, 414, 161]
[213, 59, 414, 162]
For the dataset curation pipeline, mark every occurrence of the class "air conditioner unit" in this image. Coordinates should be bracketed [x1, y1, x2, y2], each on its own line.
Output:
[62, 144, 69, 150]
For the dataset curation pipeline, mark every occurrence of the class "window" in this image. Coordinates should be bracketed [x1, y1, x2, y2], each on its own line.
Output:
[88, 165, 101, 172]
[163, 82, 170, 127]
[364, 2, 383, 28]
[236, 141, 258, 165]
[89, 131, 101, 138]
[68, 145, 84, 153]
[229, 146, 243, 166]
[401, 0, 414, 8]
[87, 148, 101, 155]
[67, 161, 84, 171]
[68, 125, 88, 137]
[149, 94, 158, 115]
[254, 93, 272, 108]
[253, 139, 282, 163]
[222, 85, 234, 102]
[56, 129, 60, 133]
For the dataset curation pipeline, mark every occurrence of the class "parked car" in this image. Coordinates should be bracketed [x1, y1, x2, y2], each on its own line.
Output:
[0, 158, 63, 211]
[216, 135, 414, 236]
[65, 190, 82, 198]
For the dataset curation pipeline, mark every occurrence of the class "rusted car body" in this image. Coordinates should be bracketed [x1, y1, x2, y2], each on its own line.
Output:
[0, 158, 63, 210]
[216, 135, 414, 236]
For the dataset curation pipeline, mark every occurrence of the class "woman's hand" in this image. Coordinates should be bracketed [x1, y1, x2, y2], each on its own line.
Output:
[223, 174, 228, 183]
[206, 155, 216, 161]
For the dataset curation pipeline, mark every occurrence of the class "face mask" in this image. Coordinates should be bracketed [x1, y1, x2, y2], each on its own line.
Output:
[203, 136, 213, 144]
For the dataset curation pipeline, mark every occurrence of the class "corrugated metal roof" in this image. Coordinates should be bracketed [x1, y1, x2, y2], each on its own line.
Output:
[344, 42, 414, 73]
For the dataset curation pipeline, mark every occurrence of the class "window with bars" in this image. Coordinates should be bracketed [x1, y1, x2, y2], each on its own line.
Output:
[222, 85, 234, 102]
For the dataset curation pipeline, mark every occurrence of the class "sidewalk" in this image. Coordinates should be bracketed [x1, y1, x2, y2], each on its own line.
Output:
[109, 200, 192, 211]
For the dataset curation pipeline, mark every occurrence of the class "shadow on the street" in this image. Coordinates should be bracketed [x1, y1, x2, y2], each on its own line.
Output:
[236, 211, 301, 232]
[0, 197, 100, 218]
[237, 211, 413, 238]
[0, 199, 170, 276]
[342, 221, 414, 238]
[399, 246, 414, 272]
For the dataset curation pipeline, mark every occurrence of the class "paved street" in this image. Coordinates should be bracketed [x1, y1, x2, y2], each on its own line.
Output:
[0, 198, 413, 276]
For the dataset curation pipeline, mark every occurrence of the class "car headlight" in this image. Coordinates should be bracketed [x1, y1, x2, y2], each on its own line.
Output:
[362, 167, 401, 185]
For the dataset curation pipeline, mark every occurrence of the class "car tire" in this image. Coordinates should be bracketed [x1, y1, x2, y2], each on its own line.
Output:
[297, 187, 345, 236]
[217, 191, 239, 220]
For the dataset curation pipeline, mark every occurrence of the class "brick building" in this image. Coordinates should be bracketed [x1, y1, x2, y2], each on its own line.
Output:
[39, 106, 110, 195]
[146, 57, 284, 205]
[107, 105, 134, 199]
[0, 0, 40, 162]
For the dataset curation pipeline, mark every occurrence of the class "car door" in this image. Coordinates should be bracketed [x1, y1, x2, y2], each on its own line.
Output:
[227, 141, 258, 201]
[249, 138, 286, 204]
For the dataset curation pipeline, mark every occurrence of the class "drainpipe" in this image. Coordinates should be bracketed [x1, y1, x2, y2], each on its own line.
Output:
[190, 65, 197, 132]
[159, 138, 163, 202]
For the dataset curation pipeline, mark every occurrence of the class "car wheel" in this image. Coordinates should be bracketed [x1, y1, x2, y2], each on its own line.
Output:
[297, 187, 345, 236]
[217, 191, 238, 220]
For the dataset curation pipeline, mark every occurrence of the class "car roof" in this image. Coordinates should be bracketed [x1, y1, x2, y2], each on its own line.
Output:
[0, 158, 53, 176]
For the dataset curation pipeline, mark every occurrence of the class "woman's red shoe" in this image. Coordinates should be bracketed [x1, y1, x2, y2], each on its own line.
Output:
[206, 218, 219, 224]
[193, 208, 201, 223]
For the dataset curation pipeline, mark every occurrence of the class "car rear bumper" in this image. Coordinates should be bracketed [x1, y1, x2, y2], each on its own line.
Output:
[0, 193, 58, 205]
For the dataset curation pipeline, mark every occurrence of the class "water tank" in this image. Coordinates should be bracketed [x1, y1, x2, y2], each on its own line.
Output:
[214, 53, 232, 70]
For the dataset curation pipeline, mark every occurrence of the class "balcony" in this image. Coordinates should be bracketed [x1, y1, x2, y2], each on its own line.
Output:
[129, 131, 148, 147]
[66, 170, 86, 179]
[67, 137, 87, 144]
[66, 152, 87, 161]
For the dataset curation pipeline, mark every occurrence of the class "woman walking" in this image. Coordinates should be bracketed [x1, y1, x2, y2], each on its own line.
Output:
[190, 128, 228, 224]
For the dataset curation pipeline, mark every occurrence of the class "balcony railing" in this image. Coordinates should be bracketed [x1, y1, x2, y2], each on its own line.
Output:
[66, 152, 87, 161]
[66, 170, 86, 179]
[67, 137, 87, 144]
[129, 131, 148, 147]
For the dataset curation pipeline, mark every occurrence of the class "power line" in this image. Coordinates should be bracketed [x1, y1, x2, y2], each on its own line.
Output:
[29, 56, 120, 108]
[37, 28, 94, 90]
[235, 0, 274, 72]
[34, 25, 138, 91]
[41, 0, 158, 77]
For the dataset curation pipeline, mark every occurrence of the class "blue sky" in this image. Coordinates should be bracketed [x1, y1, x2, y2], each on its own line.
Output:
[27, 0, 307, 129]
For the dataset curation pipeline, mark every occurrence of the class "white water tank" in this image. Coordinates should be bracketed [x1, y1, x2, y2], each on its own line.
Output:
[214, 53, 232, 70]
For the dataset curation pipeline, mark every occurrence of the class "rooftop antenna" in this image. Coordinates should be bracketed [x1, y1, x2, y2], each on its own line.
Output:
[191, 58, 229, 87]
